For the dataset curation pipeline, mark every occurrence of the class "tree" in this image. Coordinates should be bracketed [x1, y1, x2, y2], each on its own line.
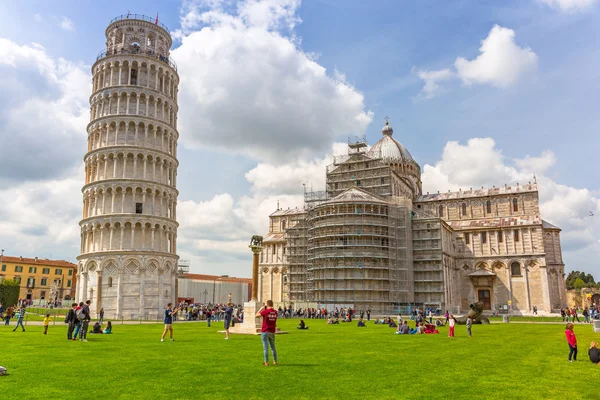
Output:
[565, 270, 597, 290]
[0, 279, 20, 306]
[573, 278, 586, 290]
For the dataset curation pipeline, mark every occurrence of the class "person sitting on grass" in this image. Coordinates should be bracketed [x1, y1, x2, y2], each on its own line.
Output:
[357, 318, 366, 327]
[297, 320, 308, 330]
[90, 321, 103, 334]
[396, 321, 410, 334]
[103, 321, 112, 334]
[435, 318, 445, 327]
[388, 317, 397, 328]
[409, 323, 419, 335]
[589, 341, 600, 365]
[326, 317, 333, 324]
[332, 318, 340, 324]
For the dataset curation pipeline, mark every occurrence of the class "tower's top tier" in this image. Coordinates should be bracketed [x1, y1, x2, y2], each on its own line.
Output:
[104, 14, 173, 60]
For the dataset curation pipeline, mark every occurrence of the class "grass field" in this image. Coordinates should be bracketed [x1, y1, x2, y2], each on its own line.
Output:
[1, 318, 598, 400]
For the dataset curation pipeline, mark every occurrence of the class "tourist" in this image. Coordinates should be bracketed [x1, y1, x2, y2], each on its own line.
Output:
[533, 305, 538, 315]
[466, 316, 472, 338]
[366, 309, 371, 321]
[428, 309, 433, 324]
[256, 300, 278, 366]
[65, 303, 78, 340]
[222, 302, 234, 340]
[396, 321, 409, 334]
[357, 318, 366, 327]
[43, 313, 51, 335]
[445, 310, 450, 324]
[561, 308, 566, 322]
[388, 318, 397, 328]
[161, 303, 180, 342]
[589, 342, 599, 365]
[583, 308, 589, 324]
[103, 321, 112, 334]
[12, 305, 26, 332]
[79, 300, 92, 342]
[99, 308, 105, 324]
[4, 306, 13, 325]
[297, 320, 308, 330]
[73, 303, 84, 340]
[565, 322, 577, 362]
[397, 313, 403, 326]
[206, 308, 212, 327]
[327, 316, 333, 324]
[572, 308, 580, 323]
[448, 315, 455, 338]
[90, 322, 103, 334]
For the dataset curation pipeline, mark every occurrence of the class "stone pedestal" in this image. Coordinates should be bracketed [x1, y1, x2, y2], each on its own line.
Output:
[593, 320, 600, 333]
[227, 300, 262, 335]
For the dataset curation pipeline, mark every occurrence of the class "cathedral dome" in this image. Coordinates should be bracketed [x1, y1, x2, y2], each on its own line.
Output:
[367, 121, 413, 163]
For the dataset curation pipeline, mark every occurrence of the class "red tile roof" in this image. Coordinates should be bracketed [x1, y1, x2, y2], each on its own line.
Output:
[181, 273, 251, 284]
[1, 256, 77, 268]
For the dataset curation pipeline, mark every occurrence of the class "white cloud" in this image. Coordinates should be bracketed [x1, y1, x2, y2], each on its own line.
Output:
[33, 14, 43, 23]
[413, 68, 454, 100]
[0, 38, 89, 183]
[454, 25, 537, 88]
[415, 25, 537, 98]
[539, 0, 598, 12]
[172, 0, 372, 163]
[59, 16, 74, 31]
[422, 138, 600, 260]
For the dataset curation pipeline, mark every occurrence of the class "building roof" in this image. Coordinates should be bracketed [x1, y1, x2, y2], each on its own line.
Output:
[416, 183, 538, 202]
[366, 121, 414, 163]
[0, 256, 77, 268]
[323, 187, 388, 205]
[269, 207, 305, 217]
[263, 233, 286, 242]
[542, 220, 561, 230]
[181, 273, 252, 284]
[446, 216, 542, 229]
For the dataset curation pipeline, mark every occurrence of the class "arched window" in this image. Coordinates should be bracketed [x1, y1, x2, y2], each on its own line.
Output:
[439, 205, 444, 217]
[513, 198, 519, 212]
[461, 203, 467, 216]
[486, 200, 492, 214]
[108, 277, 113, 288]
[130, 69, 137, 85]
[511, 262, 521, 276]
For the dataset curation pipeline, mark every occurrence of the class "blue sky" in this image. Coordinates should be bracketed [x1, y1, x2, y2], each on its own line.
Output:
[0, 0, 598, 277]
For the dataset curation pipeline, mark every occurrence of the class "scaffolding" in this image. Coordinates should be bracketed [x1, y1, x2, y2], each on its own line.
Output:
[284, 212, 309, 302]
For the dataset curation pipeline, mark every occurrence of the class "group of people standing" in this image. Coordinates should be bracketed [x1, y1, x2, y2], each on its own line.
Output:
[561, 306, 600, 323]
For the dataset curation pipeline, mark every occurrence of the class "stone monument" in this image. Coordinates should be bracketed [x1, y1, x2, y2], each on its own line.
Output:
[226, 236, 287, 335]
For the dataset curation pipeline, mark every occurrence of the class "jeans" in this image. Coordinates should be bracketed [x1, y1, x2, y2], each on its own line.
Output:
[67, 322, 77, 339]
[261, 332, 277, 363]
[80, 320, 90, 339]
[568, 344, 577, 361]
[4, 317, 10, 325]
[207, 317, 211, 327]
[13, 318, 25, 331]
[73, 322, 81, 338]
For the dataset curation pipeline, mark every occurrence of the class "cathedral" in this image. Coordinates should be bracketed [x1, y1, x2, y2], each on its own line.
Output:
[257, 121, 567, 314]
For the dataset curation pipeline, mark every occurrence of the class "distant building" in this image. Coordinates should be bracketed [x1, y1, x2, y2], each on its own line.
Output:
[258, 121, 567, 314]
[177, 274, 252, 305]
[0, 255, 77, 303]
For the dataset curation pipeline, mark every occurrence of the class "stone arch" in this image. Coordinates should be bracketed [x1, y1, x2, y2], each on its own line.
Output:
[124, 258, 141, 274]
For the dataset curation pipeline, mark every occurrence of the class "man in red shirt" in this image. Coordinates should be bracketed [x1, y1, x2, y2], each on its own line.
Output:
[256, 300, 278, 366]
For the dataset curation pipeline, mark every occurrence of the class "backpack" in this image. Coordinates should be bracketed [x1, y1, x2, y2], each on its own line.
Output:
[76, 308, 86, 322]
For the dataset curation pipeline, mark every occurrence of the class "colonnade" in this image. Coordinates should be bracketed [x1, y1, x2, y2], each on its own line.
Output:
[87, 119, 176, 156]
[90, 91, 176, 128]
[84, 151, 177, 186]
[82, 186, 176, 219]
[80, 221, 177, 254]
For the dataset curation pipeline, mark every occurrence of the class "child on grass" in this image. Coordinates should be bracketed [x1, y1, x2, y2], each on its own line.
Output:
[43, 314, 51, 335]
[565, 322, 577, 362]
[589, 342, 599, 365]
[448, 315, 455, 338]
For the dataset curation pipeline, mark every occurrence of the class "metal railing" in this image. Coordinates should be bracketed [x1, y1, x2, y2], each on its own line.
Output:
[109, 14, 170, 32]
[96, 48, 177, 71]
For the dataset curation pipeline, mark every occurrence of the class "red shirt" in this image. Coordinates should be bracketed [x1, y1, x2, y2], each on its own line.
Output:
[565, 329, 577, 346]
[260, 308, 278, 333]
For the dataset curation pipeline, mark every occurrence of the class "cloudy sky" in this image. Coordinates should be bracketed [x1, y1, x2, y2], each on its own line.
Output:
[0, 0, 598, 278]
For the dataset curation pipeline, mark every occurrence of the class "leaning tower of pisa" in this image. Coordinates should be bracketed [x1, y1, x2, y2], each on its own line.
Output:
[77, 14, 180, 319]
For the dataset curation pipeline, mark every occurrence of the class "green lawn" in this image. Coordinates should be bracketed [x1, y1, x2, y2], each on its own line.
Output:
[1, 319, 598, 400]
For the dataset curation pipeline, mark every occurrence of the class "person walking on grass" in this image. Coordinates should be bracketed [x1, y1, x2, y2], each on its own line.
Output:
[79, 300, 92, 342]
[12, 305, 26, 332]
[448, 315, 455, 338]
[466, 316, 473, 338]
[565, 322, 577, 362]
[222, 302, 234, 340]
[43, 313, 51, 335]
[99, 308, 105, 324]
[161, 303, 180, 342]
[65, 303, 78, 340]
[257, 300, 278, 366]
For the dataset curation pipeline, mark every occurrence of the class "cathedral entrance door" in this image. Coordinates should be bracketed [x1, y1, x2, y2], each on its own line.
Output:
[478, 290, 491, 310]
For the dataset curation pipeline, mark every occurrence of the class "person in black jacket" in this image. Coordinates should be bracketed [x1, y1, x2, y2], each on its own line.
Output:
[79, 300, 92, 342]
[589, 341, 600, 365]
[65, 303, 78, 340]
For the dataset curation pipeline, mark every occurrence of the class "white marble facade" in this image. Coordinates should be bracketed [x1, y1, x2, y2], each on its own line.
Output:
[77, 15, 179, 319]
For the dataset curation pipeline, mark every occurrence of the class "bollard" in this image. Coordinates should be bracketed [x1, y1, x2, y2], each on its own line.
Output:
[503, 315, 510, 323]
